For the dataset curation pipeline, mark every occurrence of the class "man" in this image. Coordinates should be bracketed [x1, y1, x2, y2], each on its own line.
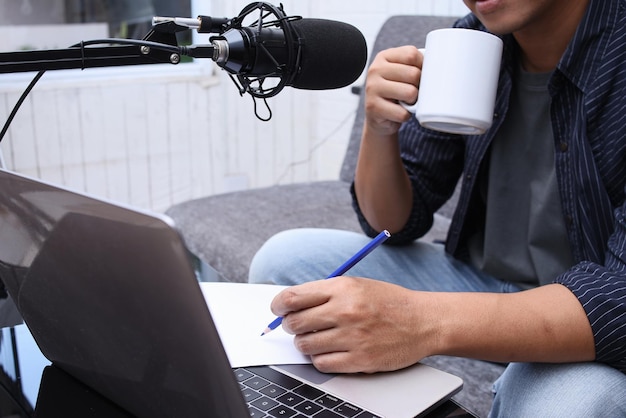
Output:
[249, 0, 626, 415]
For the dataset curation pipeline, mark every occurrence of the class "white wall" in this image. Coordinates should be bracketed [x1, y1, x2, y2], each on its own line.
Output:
[0, 0, 468, 212]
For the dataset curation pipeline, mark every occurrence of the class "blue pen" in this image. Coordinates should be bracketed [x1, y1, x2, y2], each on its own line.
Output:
[261, 230, 391, 336]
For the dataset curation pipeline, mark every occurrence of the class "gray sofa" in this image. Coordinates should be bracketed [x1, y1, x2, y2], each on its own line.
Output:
[166, 15, 506, 418]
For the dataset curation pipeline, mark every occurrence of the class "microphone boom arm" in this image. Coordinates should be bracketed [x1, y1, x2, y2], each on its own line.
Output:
[0, 23, 196, 74]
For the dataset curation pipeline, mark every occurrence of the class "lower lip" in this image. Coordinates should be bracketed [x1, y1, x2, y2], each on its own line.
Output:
[474, 0, 500, 15]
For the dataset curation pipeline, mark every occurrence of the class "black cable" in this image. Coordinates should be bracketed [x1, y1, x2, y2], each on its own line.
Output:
[76, 38, 181, 53]
[0, 70, 45, 144]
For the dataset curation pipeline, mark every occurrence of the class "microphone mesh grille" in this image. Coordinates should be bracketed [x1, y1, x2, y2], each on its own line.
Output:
[291, 19, 367, 90]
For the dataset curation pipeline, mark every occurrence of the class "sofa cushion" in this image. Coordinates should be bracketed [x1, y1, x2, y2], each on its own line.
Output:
[167, 181, 360, 283]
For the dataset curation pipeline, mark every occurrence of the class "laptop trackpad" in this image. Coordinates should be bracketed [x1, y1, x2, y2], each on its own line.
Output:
[276, 364, 336, 385]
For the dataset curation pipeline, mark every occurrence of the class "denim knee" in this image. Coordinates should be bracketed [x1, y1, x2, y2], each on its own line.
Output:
[490, 362, 626, 418]
[249, 230, 306, 285]
[248, 228, 365, 285]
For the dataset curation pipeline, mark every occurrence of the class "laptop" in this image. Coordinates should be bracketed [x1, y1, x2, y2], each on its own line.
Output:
[0, 168, 462, 418]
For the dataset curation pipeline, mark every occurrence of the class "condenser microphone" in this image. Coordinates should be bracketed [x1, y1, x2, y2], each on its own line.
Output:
[210, 18, 367, 91]
[154, 2, 368, 100]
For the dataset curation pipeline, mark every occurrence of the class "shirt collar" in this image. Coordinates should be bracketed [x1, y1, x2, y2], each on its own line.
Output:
[556, 0, 623, 93]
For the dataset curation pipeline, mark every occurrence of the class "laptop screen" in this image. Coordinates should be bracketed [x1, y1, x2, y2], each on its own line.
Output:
[0, 169, 249, 417]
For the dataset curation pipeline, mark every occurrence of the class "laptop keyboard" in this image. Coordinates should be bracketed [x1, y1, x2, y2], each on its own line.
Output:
[235, 366, 381, 418]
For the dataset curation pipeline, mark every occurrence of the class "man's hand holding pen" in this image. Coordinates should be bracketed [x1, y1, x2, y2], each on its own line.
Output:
[270, 276, 436, 374]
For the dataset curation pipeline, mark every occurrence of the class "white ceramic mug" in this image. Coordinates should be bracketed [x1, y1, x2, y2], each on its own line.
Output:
[402, 28, 503, 135]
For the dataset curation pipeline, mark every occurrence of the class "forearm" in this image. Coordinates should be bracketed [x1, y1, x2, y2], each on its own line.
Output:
[354, 124, 413, 233]
[425, 284, 596, 363]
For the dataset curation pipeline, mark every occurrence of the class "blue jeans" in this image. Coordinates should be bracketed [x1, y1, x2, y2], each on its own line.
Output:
[249, 228, 626, 417]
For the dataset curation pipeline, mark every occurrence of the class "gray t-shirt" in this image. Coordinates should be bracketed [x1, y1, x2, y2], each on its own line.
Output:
[468, 67, 574, 288]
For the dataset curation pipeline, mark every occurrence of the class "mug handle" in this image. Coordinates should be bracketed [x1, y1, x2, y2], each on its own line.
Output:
[400, 100, 418, 114]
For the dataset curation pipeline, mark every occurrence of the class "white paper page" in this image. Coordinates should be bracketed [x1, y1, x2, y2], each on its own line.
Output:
[200, 282, 311, 367]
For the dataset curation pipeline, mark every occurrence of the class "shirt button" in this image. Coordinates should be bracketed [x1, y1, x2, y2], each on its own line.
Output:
[559, 141, 569, 152]
[565, 214, 574, 226]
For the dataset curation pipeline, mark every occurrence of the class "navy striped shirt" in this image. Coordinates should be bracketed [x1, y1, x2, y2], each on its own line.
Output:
[353, 0, 626, 372]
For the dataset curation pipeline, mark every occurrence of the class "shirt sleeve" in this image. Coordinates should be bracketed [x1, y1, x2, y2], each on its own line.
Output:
[555, 203, 626, 373]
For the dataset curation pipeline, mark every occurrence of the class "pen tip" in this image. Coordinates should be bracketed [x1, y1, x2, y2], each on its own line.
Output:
[261, 327, 272, 336]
